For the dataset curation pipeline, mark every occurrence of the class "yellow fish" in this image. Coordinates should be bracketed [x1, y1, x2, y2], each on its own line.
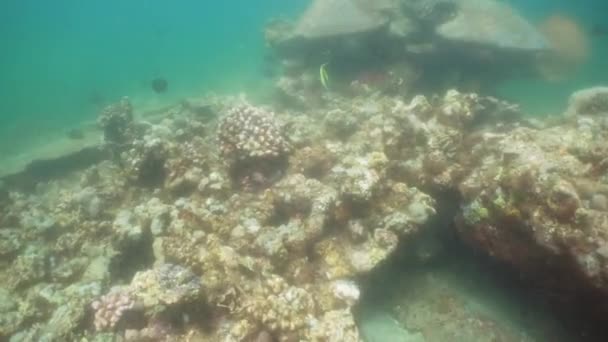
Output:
[319, 63, 330, 90]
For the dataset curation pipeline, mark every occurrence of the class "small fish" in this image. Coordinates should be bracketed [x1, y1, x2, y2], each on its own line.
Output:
[151, 77, 168, 93]
[319, 63, 330, 91]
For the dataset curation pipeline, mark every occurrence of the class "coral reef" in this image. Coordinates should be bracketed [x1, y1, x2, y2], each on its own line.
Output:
[218, 103, 291, 188]
[1, 89, 450, 340]
[130, 263, 201, 310]
[1, 2, 607, 337]
[91, 287, 136, 331]
[218, 103, 290, 162]
[266, 0, 551, 101]
[565, 87, 608, 117]
[98, 97, 135, 147]
[453, 91, 608, 315]
[3, 78, 608, 340]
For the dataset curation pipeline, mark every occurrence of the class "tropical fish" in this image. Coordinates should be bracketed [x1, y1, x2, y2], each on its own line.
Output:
[151, 77, 169, 93]
[319, 63, 330, 90]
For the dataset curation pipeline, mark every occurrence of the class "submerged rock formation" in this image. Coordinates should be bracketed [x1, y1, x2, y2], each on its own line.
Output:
[0, 1, 606, 337]
[454, 88, 608, 320]
[266, 0, 553, 101]
[294, 0, 388, 39]
[98, 97, 135, 147]
[3, 82, 607, 340]
[436, 0, 549, 51]
[0, 92, 440, 340]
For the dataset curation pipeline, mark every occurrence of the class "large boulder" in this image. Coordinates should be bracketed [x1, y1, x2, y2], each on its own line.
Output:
[402, 0, 459, 25]
[565, 86, 608, 118]
[436, 0, 548, 51]
[454, 97, 608, 318]
[294, 0, 388, 39]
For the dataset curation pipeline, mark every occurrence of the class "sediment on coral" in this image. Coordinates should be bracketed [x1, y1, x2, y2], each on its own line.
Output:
[2, 90, 456, 340]
[3, 62, 608, 341]
[6, 3, 608, 341]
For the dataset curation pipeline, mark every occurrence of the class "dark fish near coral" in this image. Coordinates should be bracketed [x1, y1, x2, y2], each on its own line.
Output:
[151, 77, 169, 93]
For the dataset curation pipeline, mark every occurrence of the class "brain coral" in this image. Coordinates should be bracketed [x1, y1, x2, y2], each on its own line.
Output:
[218, 103, 290, 162]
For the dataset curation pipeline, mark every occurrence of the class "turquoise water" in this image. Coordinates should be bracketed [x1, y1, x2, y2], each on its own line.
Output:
[0, 1, 306, 156]
[499, 47, 608, 116]
[1, 0, 606, 156]
[497, 1, 608, 116]
[1, 1, 608, 340]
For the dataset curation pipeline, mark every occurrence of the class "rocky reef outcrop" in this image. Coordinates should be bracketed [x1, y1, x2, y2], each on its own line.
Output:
[435, 0, 548, 51]
[293, 0, 388, 39]
[1, 1, 605, 339]
[97, 97, 135, 147]
[3, 78, 608, 340]
[454, 88, 608, 320]
[0, 89, 441, 340]
[266, 0, 555, 102]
